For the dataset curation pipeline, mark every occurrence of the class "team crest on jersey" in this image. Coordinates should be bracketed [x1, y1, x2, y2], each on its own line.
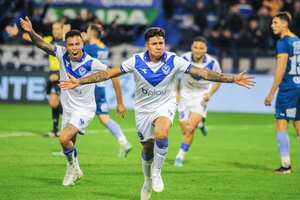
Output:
[78, 66, 87, 76]
[162, 64, 170, 75]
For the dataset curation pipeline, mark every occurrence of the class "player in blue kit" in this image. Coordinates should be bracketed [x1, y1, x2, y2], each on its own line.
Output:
[82, 24, 132, 157]
[59, 27, 255, 200]
[265, 12, 300, 174]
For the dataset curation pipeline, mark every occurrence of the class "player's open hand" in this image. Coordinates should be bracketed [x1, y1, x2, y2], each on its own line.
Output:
[5, 23, 19, 36]
[234, 70, 256, 89]
[116, 103, 126, 118]
[264, 93, 274, 106]
[58, 73, 80, 90]
[20, 16, 32, 33]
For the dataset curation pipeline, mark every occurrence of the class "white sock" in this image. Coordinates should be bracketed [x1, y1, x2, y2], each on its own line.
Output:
[118, 135, 128, 147]
[176, 149, 186, 160]
[281, 156, 291, 168]
[153, 139, 168, 170]
[142, 157, 153, 180]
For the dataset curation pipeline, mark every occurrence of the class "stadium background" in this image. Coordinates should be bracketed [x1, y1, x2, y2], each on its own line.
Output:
[2, 0, 300, 113]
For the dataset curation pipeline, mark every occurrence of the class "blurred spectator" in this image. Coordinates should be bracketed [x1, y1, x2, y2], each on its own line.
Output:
[180, 0, 208, 36]
[263, 0, 283, 17]
[103, 20, 131, 46]
[70, 12, 85, 32]
[228, 4, 244, 33]
[239, 18, 262, 72]
[238, 0, 253, 20]
[27, 0, 51, 37]
[282, 0, 295, 14]
[292, 1, 300, 36]
[258, 6, 273, 54]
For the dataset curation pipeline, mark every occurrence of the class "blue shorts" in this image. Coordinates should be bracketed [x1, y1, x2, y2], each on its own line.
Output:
[95, 86, 109, 115]
[275, 87, 300, 120]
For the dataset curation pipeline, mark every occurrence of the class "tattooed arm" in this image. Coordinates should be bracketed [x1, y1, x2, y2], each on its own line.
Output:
[189, 66, 256, 89]
[59, 66, 125, 90]
[189, 66, 234, 82]
[20, 16, 54, 55]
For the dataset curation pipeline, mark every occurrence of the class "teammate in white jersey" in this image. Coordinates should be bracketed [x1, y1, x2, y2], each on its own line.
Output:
[174, 36, 222, 167]
[59, 27, 255, 200]
[20, 17, 123, 187]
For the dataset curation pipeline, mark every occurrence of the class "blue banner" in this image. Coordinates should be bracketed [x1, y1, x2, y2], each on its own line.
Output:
[31, 0, 162, 9]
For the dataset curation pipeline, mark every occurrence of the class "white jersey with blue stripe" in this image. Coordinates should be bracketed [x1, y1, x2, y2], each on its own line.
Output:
[54, 45, 108, 113]
[180, 52, 221, 101]
[120, 51, 192, 112]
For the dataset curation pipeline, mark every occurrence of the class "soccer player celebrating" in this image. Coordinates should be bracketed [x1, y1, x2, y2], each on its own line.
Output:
[173, 36, 222, 167]
[82, 24, 132, 157]
[20, 16, 125, 186]
[59, 27, 255, 199]
[265, 12, 300, 174]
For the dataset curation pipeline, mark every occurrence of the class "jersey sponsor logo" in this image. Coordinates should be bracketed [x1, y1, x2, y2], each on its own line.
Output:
[137, 131, 144, 140]
[141, 87, 167, 96]
[293, 76, 300, 84]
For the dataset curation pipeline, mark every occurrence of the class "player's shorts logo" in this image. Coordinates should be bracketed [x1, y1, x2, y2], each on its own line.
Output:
[162, 64, 170, 75]
[79, 118, 85, 125]
[179, 111, 184, 119]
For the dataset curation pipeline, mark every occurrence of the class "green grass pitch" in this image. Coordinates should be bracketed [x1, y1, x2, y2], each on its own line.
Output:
[0, 104, 299, 200]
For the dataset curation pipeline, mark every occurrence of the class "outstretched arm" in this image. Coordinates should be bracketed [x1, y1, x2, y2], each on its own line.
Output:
[20, 16, 54, 55]
[189, 67, 255, 89]
[111, 77, 126, 118]
[265, 56, 288, 106]
[59, 66, 125, 89]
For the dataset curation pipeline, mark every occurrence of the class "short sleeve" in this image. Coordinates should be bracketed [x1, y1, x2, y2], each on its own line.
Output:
[174, 56, 193, 73]
[120, 56, 135, 73]
[53, 45, 65, 58]
[92, 59, 109, 72]
[276, 39, 289, 58]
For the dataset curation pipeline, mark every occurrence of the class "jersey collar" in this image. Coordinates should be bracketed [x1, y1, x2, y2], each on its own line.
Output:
[77, 50, 87, 63]
[281, 32, 295, 38]
[144, 51, 167, 62]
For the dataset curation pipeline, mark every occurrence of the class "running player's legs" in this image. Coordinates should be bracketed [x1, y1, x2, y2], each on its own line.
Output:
[95, 86, 132, 156]
[182, 112, 203, 145]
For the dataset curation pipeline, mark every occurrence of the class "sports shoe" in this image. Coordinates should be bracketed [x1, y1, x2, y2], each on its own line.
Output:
[118, 142, 133, 157]
[62, 164, 76, 186]
[140, 180, 152, 200]
[199, 125, 208, 136]
[151, 168, 164, 192]
[271, 166, 293, 174]
[173, 158, 183, 167]
[74, 164, 83, 180]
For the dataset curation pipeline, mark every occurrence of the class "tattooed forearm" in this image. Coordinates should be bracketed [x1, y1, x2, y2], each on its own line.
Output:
[29, 30, 54, 55]
[79, 71, 109, 85]
[191, 67, 234, 83]
[204, 70, 234, 83]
